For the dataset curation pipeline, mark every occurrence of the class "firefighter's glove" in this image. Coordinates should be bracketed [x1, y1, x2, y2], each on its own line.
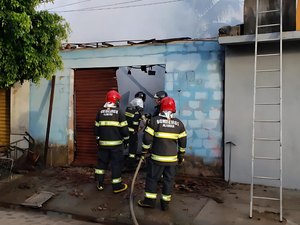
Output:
[144, 113, 151, 119]
[141, 115, 147, 124]
[141, 150, 148, 161]
[96, 136, 100, 146]
[177, 155, 184, 165]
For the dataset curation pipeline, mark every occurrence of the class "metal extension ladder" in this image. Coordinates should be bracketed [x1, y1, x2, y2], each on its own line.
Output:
[250, 0, 283, 222]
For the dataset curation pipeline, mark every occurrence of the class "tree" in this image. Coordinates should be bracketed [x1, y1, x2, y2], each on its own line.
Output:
[0, 0, 70, 88]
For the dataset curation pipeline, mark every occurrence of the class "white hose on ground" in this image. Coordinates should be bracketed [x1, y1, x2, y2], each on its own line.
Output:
[129, 157, 144, 225]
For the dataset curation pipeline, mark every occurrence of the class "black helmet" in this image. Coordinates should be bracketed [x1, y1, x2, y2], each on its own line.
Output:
[135, 91, 146, 102]
[154, 91, 168, 100]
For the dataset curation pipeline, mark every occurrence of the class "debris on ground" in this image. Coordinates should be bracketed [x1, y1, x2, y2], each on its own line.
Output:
[175, 176, 228, 193]
[40, 166, 228, 203]
[91, 203, 108, 212]
[69, 188, 84, 198]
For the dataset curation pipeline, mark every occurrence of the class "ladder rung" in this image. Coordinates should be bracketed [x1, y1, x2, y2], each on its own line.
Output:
[257, 53, 280, 57]
[254, 120, 280, 123]
[253, 196, 280, 201]
[258, 23, 280, 28]
[256, 69, 280, 72]
[254, 176, 280, 180]
[254, 138, 280, 141]
[256, 85, 280, 89]
[258, 9, 280, 14]
[251, 6, 283, 221]
[255, 103, 280, 105]
[257, 37, 280, 42]
[254, 156, 280, 160]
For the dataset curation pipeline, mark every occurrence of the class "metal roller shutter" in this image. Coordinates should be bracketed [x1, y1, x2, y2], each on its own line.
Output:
[0, 89, 10, 146]
[73, 68, 118, 166]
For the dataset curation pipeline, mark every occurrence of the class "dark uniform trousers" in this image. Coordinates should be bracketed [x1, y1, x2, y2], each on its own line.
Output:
[127, 131, 139, 168]
[95, 145, 124, 191]
[144, 159, 176, 206]
[128, 131, 138, 158]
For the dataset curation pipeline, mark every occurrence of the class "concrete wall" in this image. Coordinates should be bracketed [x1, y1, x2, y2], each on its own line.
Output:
[164, 44, 224, 166]
[27, 40, 224, 173]
[224, 42, 300, 189]
[10, 81, 30, 150]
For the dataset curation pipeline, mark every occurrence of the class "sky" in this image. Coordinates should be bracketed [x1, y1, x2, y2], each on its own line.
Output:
[38, 0, 244, 43]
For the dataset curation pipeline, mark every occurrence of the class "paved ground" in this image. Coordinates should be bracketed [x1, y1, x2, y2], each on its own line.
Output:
[0, 206, 99, 225]
[0, 167, 299, 225]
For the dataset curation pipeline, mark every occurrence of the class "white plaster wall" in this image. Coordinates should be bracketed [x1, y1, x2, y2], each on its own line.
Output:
[10, 81, 30, 149]
[224, 42, 300, 189]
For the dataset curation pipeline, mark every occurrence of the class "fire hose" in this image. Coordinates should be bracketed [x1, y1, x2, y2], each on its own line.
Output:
[129, 156, 144, 225]
[129, 117, 149, 225]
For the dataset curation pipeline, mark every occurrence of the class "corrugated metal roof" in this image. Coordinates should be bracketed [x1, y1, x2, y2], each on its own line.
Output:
[61, 37, 218, 50]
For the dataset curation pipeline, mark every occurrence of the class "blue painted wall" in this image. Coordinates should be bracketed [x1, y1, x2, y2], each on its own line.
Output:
[30, 72, 70, 145]
[164, 42, 224, 164]
[29, 40, 224, 165]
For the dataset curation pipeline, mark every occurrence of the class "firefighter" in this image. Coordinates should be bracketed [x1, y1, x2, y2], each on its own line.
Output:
[125, 91, 147, 168]
[94, 90, 129, 193]
[152, 90, 168, 117]
[137, 97, 187, 211]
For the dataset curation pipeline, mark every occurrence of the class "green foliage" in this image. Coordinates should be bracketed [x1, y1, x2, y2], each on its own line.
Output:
[0, 0, 70, 88]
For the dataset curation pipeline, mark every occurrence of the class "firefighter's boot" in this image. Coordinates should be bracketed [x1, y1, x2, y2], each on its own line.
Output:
[113, 183, 128, 193]
[97, 183, 104, 191]
[160, 199, 169, 211]
[137, 198, 156, 208]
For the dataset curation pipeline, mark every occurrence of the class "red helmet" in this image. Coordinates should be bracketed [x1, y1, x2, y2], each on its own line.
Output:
[160, 97, 176, 113]
[106, 90, 121, 104]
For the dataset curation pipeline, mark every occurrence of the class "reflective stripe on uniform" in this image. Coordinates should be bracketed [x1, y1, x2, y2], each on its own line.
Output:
[178, 131, 187, 138]
[128, 127, 135, 132]
[124, 136, 129, 140]
[119, 121, 128, 127]
[145, 192, 157, 199]
[142, 143, 151, 149]
[112, 177, 122, 184]
[133, 121, 139, 125]
[97, 121, 120, 127]
[125, 112, 135, 118]
[151, 154, 177, 162]
[95, 169, 105, 174]
[154, 132, 179, 140]
[161, 194, 171, 202]
[179, 147, 186, 153]
[96, 120, 128, 127]
[129, 153, 135, 158]
[99, 140, 123, 146]
[145, 126, 154, 136]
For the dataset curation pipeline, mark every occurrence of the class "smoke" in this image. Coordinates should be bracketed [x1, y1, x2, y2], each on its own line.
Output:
[38, 0, 244, 42]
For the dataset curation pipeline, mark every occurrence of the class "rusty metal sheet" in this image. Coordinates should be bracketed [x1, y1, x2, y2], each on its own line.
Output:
[73, 68, 118, 165]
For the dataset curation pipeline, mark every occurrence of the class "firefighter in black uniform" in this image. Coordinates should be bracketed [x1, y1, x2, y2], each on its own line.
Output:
[125, 91, 147, 168]
[138, 96, 187, 211]
[152, 90, 168, 117]
[94, 90, 129, 193]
